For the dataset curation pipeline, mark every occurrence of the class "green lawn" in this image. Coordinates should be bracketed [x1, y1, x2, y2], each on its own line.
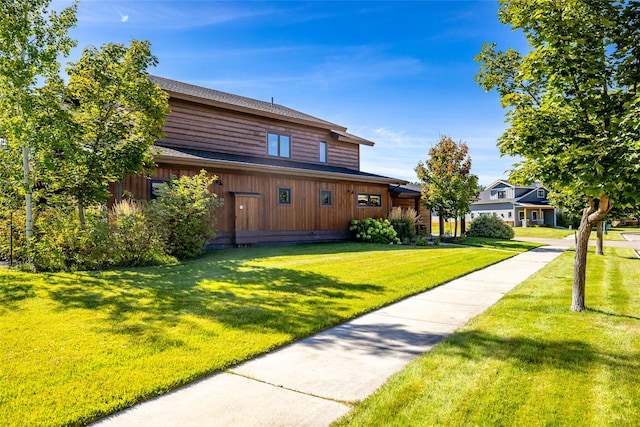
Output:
[0, 242, 521, 427]
[335, 246, 640, 426]
[512, 226, 573, 239]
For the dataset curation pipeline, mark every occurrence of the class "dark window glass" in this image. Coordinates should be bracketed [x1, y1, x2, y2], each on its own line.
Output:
[278, 187, 291, 205]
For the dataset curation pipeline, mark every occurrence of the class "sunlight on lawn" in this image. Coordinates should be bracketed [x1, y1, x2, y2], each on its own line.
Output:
[0, 242, 516, 427]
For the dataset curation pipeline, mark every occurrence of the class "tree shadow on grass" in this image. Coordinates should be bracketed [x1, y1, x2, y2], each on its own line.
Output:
[443, 329, 640, 373]
[0, 271, 36, 308]
[42, 257, 386, 346]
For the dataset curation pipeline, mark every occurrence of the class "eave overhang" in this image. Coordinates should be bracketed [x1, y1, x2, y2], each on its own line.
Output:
[153, 146, 406, 186]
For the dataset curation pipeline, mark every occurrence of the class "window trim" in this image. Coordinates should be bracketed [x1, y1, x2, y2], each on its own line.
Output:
[537, 188, 545, 198]
[320, 189, 332, 206]
[497, 190, 506, 199]
[267, 132, 291, 158]
[278, 187, 291, 205]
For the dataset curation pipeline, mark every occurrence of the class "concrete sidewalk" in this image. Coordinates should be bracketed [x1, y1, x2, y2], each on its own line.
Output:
[92, 246, 566, 427]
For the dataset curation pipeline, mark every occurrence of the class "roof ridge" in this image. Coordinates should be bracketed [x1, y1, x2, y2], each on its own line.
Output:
[149, 75, 345, 131]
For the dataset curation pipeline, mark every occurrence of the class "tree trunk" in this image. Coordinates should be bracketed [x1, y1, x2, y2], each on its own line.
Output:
[571, 195, 612, 312]
[596, 220, 604, 256]
[454, 217, 458, 239]
[572, 210, 592, 312]
[439, 215, 444, 237]
[461, 217, 466, 236]
[78, 202, 86, 229]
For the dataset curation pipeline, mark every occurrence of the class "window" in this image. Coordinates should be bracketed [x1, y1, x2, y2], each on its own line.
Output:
[278, 187, 291, 205]
[268, 133, 290, 158]
[497, 190, 506, 199]
[358, 193, 382, 207]
[532, 211, 538, 221]
[537, 188, 545, 198]
[149, 179, 170, 200]
[508, 211, 512, 218]
[519, 211, 525, 221]
[320, 190, 332, 206]
[319, 141, 327, 163]
[470, 213, 474, 219]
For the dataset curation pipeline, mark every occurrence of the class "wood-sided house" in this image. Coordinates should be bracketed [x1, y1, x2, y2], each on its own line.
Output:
[114, 76, 428, 247]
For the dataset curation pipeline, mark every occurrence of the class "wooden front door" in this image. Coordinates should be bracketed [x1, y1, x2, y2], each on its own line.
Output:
[233, 193, 261, 245]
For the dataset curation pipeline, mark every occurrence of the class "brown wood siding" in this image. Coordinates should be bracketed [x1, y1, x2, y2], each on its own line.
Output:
[390, 195, 432, 235]
[161, 99, 360, 169]
[116, 164, 390, 245]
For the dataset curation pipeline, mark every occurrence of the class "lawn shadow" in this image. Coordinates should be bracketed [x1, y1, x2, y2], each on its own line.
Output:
[444, 330, 639, 373]
[42, 255, 386, 346]
[0, 271, 36, 308]
[586, 307, 640, 321]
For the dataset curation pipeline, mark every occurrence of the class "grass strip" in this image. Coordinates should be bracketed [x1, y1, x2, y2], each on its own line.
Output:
[0, 242, 518, 427]
[335, 246, 640, 426]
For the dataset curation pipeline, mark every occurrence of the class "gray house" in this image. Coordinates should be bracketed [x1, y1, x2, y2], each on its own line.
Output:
[467, 180, 557, 227]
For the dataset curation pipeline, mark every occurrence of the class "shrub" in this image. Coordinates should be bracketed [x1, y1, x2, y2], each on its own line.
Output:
[109, 200, 173, 267]
[388, 207, 418, 242]
[467, 215, 515, 240]
[31, 206, 111, 271]
[349, 218, 400, 244]
[147, 170, 223, 259]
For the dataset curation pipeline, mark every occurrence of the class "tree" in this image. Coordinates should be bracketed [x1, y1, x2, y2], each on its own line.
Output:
[415, 135, 479, 239]
[40, 40, 170, 227]
[0, 0, 77, 250]
[475, 0, 640, 311]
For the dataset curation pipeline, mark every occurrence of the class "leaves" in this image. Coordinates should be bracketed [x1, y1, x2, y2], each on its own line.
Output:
[415, 135, 479, 222]
[477, 0, 640, 207]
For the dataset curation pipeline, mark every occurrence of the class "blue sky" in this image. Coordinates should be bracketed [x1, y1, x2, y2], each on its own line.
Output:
[56, 0, 528, 185]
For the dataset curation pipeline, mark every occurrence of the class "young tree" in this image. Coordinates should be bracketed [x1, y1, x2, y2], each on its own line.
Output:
[415, 135, 479, 239]
[41, 40, 170, 226]
[476, 1, 640, 311]
[0, 0, 77, 247]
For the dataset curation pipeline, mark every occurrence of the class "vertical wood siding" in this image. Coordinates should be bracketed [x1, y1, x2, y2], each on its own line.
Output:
[118, 165, 390, 236]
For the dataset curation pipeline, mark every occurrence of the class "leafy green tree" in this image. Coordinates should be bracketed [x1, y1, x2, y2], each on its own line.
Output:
[415, 135, 479, 239]
[476, 0, 640, 311]
[40, 40, 170, 227]
[0, 0, 77, 247]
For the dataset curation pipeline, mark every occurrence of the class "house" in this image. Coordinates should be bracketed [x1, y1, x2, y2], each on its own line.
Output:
[113, 76, 427, 247]
[467, 180, 557, 227]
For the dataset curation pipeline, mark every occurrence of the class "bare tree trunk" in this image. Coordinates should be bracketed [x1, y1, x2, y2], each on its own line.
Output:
[439, 215, 444, 237]
[78, 202, 86, 229]
[596, 220, 604, 256]
[571, 195, 611, 312]
[572, 210, 592, 312]
[461, 217, 466, 236]
[454, 217, 458, 239]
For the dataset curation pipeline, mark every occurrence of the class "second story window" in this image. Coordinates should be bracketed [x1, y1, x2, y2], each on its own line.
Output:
[497, 190, 506, 199]
[268, 133, 290, 158]
[319, 141, 327, 163]
[537, 188, 545, 198]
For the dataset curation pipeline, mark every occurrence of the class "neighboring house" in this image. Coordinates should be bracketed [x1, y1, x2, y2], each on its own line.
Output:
[467, 180, 557, 227]
[113, 76, 423, 247]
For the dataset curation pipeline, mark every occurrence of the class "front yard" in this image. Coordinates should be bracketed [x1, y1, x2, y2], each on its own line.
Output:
[0, 242, 526, 427]
[335, 246, 640, 426]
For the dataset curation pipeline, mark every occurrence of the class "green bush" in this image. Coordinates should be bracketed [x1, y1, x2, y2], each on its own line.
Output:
[349, 218, 400, 244]
[147, 170, 223, 259]
[388, 207, 418, 242]
[32, 207, 111, 271]
[467, 215, 515, 240]
[109, 200, 173, 267]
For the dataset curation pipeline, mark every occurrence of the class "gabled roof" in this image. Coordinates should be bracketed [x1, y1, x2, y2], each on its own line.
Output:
[150, 76, 375, 146]
[154, 145, 406, 185]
